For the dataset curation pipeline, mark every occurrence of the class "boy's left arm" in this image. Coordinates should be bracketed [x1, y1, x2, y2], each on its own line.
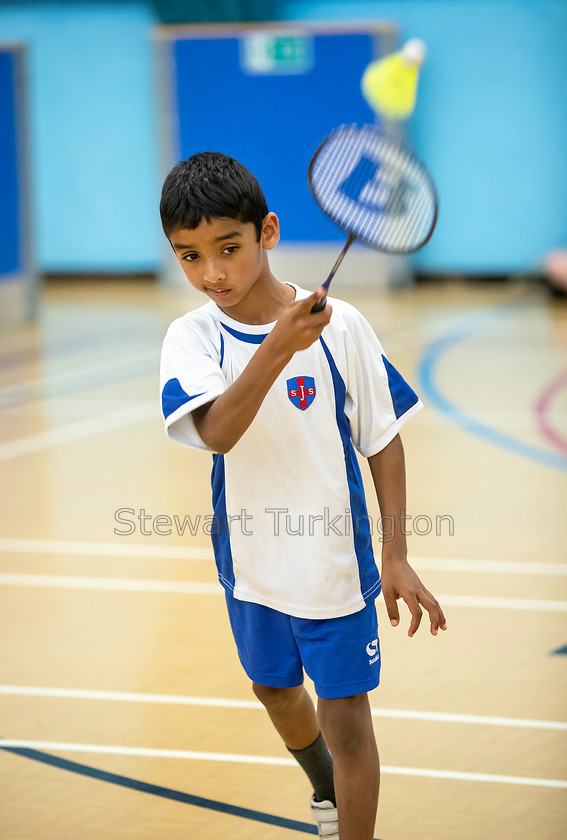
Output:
[368, 434, 447, 637]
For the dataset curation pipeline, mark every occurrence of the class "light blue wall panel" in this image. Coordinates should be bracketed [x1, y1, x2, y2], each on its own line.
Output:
[0, 2, 160, 272]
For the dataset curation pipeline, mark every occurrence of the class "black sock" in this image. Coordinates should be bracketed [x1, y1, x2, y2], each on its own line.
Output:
[287, 732, 336, 805]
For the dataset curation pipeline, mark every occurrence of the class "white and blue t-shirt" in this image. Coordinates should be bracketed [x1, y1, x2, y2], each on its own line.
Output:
[160, 285, 422, 620]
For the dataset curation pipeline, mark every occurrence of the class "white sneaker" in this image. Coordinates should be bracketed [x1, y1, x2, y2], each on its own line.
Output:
[310, 796, 339, 839]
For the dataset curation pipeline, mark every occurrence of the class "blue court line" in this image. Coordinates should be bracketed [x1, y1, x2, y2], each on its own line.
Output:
[552, 644, 567, 655]
[417, 299, 567, 473]
[0, 743, 383, 838]
[0, 744, 316, 833]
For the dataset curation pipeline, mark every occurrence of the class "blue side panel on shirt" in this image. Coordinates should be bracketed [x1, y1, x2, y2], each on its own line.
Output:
[220, 322, 267, 344]
[211, 454, 235, 590]
[161, 377, 205, 419]
[319, 338, 381, 602]
[382, 355, 419, 420]
[219, 332, 225, 368]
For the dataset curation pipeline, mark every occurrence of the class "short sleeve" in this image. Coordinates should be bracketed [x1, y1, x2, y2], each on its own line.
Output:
[342, 306, 423, 457]
[160, 317, 226, 450]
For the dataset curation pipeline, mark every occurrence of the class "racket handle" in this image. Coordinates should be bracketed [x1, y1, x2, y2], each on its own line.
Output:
[311, 291, 328, 313]
[311, 232, 356, 313]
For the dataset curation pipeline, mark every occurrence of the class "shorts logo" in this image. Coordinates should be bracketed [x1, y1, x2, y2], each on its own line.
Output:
[366, 639, 379, 657]
[287, 376, 316, 411]
[366, 638, 380, 664]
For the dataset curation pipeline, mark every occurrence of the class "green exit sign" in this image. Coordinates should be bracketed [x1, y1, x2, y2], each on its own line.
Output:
[240, 32, 314, 75]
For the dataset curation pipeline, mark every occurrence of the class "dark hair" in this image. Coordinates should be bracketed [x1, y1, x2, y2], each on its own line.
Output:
[160, 152, 268, 241]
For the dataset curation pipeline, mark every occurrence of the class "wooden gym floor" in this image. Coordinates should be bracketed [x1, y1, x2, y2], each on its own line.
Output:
[0, 275, 565, 840]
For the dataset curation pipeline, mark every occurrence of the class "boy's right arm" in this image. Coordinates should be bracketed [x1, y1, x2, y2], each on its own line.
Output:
[192, 287, 331, 453]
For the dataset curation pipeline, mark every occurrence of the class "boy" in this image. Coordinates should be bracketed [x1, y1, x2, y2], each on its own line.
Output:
[159, 152, 446, 840]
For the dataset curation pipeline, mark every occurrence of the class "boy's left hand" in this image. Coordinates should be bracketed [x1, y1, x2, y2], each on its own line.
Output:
[381, 559, 447, 637]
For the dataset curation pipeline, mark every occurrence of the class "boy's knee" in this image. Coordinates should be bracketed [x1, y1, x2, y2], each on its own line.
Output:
[318, 694, 372, 757]
[252, 682, 303, 712]
[319, 692, 367, 718]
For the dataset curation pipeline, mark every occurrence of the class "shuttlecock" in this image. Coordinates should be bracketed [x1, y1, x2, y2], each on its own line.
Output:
[361, 38, 427, 120]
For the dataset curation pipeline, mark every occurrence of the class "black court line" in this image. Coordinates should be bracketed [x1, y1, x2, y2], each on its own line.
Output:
[0, 743, 380, 838]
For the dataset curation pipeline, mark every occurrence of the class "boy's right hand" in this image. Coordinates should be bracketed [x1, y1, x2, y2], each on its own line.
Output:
[270, 287, 332, 356]
[192, 288, 331, 454]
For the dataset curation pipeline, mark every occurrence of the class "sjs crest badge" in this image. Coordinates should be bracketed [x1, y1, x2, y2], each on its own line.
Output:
[287, 376, 316, 410]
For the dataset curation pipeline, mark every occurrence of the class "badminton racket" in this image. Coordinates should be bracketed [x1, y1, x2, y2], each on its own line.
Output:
[308, 124, 438, 311]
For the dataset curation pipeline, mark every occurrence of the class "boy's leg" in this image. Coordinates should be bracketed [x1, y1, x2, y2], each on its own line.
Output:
[317, 692, 379, 840]
[252, 683, 319, 749]
[223, 593, 336, 807]
[253, 682, 336, 805]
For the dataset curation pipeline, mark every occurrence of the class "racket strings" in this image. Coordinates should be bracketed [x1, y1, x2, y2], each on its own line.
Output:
[310, 125, 437, 254]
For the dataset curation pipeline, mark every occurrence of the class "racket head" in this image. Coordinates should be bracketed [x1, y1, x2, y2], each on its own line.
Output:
[308, 124, 438, 256]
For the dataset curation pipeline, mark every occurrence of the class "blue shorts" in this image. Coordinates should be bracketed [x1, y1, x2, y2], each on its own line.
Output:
[224, 591, 381, 700]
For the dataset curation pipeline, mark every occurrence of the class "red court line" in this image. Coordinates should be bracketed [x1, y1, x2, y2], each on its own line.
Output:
[534, 368, 567, 456]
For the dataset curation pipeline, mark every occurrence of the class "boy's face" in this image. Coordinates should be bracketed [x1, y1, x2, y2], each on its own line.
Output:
[169, 214, 279, 309]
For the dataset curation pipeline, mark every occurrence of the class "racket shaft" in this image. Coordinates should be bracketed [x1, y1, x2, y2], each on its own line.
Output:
[311, 232, 356, 313]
